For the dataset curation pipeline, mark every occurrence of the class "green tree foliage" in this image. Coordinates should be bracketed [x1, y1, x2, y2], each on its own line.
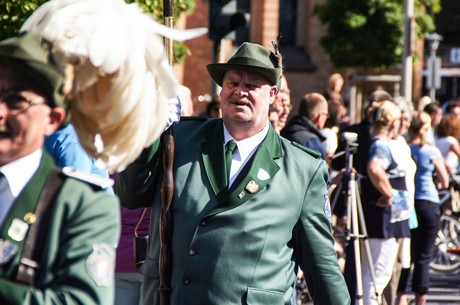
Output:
[314, 0, 441, 70]
[0, 0, 44, 40]
[127, 0, 197, 64]
[0, 0, 196, 63]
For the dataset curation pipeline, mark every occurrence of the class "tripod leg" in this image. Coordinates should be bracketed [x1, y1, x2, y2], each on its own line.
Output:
[330, 179, 343, 215]
[349, 173, 364, 305]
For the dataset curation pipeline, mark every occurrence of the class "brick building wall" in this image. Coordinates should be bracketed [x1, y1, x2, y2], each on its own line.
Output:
[180, 0, 335, 117]
[286, 0, 334, 116]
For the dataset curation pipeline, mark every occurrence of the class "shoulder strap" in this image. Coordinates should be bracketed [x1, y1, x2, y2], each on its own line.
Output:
[16, 168, 65, 285]
[134, 208, 149, 238]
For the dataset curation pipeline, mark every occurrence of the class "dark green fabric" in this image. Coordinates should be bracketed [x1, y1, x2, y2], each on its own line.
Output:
[0, 152, 120, 305]
[207, 42, 282, 89]
[0, 32, 65, 108]
[117, 118, 350, 305]
[225, 140, 237, 184]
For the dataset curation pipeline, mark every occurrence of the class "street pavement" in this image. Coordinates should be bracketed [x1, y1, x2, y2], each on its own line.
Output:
[411, 270, 460, 304]
[300, 269, 460, 304]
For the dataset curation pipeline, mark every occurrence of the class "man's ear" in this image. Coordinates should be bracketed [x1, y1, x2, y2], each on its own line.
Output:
[269, 85, 278, 104]
[46, 107, 66, 136]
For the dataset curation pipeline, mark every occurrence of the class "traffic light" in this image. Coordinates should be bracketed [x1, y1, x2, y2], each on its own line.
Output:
[209, 0, 248, 41]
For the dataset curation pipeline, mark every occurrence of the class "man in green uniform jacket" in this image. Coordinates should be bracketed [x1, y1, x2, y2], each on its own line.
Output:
[116, 42, 350, 305]
[0, 33, 120, 304]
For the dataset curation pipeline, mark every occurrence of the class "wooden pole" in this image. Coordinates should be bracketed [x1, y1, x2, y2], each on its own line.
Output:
[159, 1, 174, 305]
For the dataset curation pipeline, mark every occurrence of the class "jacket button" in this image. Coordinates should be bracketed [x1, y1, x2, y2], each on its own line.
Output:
[200, 220, 207, 226]
[184, 278, 190, 285]
[189, 249, 196, 256]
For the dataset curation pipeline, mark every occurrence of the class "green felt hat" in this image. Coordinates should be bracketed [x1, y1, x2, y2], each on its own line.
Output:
[0, 32, 65, 108]
[207, 42, 282, 89]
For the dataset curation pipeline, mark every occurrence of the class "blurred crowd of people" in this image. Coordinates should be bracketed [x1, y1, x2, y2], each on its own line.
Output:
[269, 72, 460, 305]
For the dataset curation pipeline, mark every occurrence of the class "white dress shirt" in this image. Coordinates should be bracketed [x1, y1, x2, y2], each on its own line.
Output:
[223, 121, 269, 188]
[0, 149, 42, 198]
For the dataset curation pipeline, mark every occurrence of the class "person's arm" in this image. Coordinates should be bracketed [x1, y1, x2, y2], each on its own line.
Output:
[450, 141, 460, 160]
[296, 161, 351, 304]
[440, 139, 460, 174]
[433, 155, 450, 189]
[0, 183, 120, 305]
[367, 159, 393, 207]
[115, 139, 162, 209]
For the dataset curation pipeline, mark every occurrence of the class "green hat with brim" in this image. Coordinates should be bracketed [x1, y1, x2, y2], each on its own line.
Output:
[0, 32, 65, 108]
[207, 42, 282, 90]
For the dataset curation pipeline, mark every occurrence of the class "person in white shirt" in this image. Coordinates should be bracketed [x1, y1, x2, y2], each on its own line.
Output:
[435, 113, 460, 174]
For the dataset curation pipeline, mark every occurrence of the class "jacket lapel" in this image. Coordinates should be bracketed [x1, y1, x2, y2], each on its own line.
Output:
[1, 153, 54, 237]
[0, 152, 54, 275]
[201, 120, 228, 202]
[206, 126, 282, 218]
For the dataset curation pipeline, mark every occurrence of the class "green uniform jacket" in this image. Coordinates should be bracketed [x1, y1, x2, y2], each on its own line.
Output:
[0, 152, 120, 305]
[116, 118, 350, 305]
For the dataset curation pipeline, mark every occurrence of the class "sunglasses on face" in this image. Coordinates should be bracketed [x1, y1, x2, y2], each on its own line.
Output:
[0, 91, 44, 114]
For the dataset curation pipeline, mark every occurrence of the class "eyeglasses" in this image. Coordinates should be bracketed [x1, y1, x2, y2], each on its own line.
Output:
[0, 91, 44, 115]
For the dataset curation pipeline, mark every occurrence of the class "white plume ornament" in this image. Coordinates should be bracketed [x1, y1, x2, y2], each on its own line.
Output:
[21, 0, 207, 172]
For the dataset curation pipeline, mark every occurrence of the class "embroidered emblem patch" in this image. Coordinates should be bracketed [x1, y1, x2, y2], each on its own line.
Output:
[86, 243, 115, 287]
[0, 239, 17, 265]
[8, 218, 29, 242]
[324, 193, 332, 221]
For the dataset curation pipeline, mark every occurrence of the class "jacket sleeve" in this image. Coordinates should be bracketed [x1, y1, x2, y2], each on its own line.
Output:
[295, 160, 351, 305]
[115, 139, 161, 209]
[0, 182, 120, 305]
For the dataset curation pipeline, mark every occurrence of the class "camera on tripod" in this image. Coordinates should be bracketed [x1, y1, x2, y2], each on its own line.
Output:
[343, 132, 358, 171]
[343, 132, 358, 146]
[331, 132, 359, 171]
[330, 132, 359, 218]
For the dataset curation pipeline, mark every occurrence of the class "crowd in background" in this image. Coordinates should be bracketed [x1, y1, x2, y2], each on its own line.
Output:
[268, 72, 460, 305]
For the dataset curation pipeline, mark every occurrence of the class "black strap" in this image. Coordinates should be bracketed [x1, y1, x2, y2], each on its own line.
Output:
[16, 168, 64, 285]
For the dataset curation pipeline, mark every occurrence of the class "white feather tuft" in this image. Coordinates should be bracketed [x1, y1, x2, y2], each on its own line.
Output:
[21, 0, 207, 172]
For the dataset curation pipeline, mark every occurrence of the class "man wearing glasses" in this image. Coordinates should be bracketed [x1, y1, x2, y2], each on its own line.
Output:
[0, 33, 120, 305]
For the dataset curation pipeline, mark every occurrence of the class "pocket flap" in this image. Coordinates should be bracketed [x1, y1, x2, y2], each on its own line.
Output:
[246, 287, 284, 305]
[141, 257, 159, 278]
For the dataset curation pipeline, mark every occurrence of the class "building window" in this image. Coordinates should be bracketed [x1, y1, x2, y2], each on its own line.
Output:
[279, 0, 315, 71]
[279, 0, 297, 46]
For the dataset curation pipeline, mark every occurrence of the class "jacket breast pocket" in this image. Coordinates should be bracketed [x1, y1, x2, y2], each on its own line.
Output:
[246, 287, 285, 305]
